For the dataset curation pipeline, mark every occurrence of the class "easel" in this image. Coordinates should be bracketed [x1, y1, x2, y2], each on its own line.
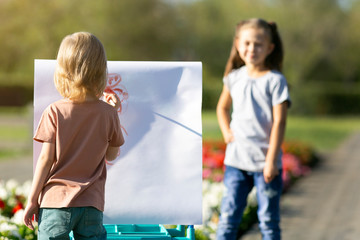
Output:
[70, 225, 195, 239]
[104, 224, 195, 239]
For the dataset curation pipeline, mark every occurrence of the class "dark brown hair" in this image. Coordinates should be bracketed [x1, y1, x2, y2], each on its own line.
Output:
[224, 18, 284, 76]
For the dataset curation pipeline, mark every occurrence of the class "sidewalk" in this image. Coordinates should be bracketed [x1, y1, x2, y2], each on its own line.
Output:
[0, 154, 33, 183]
[0, 111, 33, 183]
[242, 132, 360, 240]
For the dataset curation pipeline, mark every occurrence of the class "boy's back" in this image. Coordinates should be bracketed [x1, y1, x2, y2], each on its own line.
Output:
[23, 32, 124, 239]
[34, 99, 123, 211]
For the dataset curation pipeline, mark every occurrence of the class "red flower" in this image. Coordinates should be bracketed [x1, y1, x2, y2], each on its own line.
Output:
[0, 199, 5, 209]
[202, 141, 226, 170]
[12, 202, 23, 214]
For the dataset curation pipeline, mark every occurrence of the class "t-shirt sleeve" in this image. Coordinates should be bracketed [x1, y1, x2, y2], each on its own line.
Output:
[108, 111, 124, 147]
[34, 106, 57, 143]
[271, 74, 291, 108]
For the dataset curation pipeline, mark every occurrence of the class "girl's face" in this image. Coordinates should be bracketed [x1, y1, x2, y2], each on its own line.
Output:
[235, 27, 274, 69]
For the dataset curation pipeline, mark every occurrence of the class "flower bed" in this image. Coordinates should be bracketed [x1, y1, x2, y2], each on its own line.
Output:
[197, 140, 319, 239]
[0, 180, 37, 240]
[1, 141, 318, 240]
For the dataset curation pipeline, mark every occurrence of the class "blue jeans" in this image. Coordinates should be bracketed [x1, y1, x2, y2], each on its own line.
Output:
[38, 207, 107, 240]
[216, 166, 282, 240]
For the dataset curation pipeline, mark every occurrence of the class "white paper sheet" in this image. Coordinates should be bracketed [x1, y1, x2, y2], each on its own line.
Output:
[34, 60, 203, 224]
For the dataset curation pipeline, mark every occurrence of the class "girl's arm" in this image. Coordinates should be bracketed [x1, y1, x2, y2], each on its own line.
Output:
[23, 142, 55, 230]
[217, 85, 234, 143]
[264, 101, 288, 183]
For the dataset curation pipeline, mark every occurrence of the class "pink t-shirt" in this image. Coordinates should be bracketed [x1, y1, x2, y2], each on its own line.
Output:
[34, 99, 123, 211]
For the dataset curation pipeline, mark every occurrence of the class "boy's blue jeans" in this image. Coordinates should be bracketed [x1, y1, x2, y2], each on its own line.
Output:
[38, 207, 107, 240]
[216, 166, 282, 240]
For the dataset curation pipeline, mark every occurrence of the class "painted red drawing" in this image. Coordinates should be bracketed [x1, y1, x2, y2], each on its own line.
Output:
[104, 73, 129, 164]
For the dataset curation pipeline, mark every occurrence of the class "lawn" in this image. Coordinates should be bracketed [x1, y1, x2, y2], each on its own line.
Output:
[1, 108, 360, 159]
[202, 111, 360, 152]
[0, 107, 32, 160]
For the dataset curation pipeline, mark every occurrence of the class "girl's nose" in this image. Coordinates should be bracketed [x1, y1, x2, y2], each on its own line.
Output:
[248, 44, 255, 52]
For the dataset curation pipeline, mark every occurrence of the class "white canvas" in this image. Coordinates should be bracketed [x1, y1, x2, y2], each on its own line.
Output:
[33, 60, 203, 224]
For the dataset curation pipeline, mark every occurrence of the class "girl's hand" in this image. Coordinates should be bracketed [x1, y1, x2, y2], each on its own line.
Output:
[23, 201, 39, 230]
[103, 93, 120, 110]
[263, 161, 279, 183]
[224, 129, 235, 144]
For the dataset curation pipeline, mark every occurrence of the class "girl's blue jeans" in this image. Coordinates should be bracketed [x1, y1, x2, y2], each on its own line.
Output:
[216, 166, 282, 240]
[38, 207, 107, 240]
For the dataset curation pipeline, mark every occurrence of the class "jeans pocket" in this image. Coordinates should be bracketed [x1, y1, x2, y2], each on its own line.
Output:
[39, 208, 71, 238]
[84, 207, 104, 233]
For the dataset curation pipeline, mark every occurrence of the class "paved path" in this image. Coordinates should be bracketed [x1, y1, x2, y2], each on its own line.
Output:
[0, 155, 33, 183]
[242, 132, 360, 240]
[0, 111, 33, 183]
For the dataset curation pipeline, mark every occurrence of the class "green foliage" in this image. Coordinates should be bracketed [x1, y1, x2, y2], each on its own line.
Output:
[1, 0, 360, 114]
[237, 205, 258, 238]
[17, 225, 37, 240]
[195, 229, 209, 240]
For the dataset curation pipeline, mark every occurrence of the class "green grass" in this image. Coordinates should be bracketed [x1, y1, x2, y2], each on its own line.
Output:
[0, 106, 29, 115]
[285, 116, 360, 151]
[0, 149, 29, 160]
[202, 111, 360, 152]
[1, 108, 360, 158]
[202, 111, 222, 140]
[0, 125, 29, 141]
[0, 106, 32, 160]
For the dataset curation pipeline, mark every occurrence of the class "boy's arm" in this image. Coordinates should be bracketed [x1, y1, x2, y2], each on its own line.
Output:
[217, 85, 234, 144]
[264, 101, 288, 183]
[103, 92, 125, 161]
[23, 142, 55, 230]
[106, 123, 125, 161]
[106, 144, 123, 161]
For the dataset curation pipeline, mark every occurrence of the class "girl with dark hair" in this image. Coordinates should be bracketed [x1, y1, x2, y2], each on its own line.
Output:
[217, 18, 290, 240]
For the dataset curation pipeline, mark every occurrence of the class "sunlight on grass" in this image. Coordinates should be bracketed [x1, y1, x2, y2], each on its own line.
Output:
[0, 107, 32, 160]
[202, 111, 221, 140]
[0, 149, 25, 161]
[286, 116, 360, 151]
[0, 126, 29, 141]
[202, 111, 360, 152]
[1, 108, 360, 157]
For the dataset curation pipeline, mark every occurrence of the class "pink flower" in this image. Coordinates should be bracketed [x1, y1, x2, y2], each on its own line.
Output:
[282, 153, 310, 178]
[203, 168, 212, 179]
[212, 172, 224, 182]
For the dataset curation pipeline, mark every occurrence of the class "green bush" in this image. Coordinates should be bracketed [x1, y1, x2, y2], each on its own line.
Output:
[289, 82, 360, 116]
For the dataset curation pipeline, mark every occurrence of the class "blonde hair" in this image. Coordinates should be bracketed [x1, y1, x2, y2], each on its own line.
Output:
[54, 32, 107, 102]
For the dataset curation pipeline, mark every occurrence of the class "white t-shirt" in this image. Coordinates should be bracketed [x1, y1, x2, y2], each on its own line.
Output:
[223, 66, 291, 172]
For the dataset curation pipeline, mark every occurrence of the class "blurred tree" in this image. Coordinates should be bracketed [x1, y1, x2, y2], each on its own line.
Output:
[100, 0, 182, 61]
[1, 0, 360, 113]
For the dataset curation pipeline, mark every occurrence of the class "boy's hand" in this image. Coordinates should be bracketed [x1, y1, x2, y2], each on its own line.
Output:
[23, 201, 39, 230]
[103, 93, 120, 110]
[263, 161, 279, 183]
